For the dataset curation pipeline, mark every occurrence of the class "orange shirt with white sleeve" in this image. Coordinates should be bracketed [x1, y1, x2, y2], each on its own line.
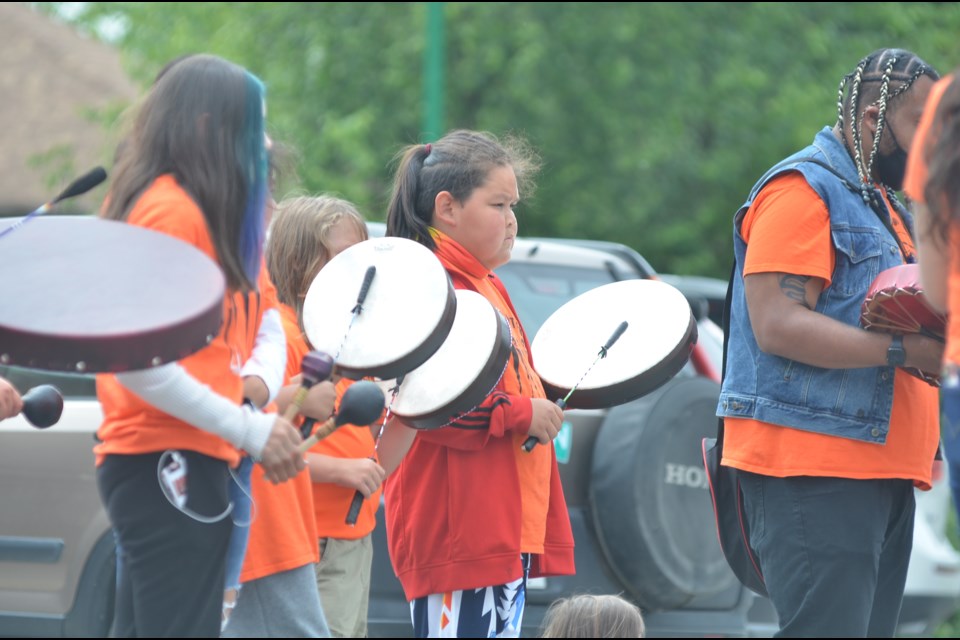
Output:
[95, 174, 263, 467]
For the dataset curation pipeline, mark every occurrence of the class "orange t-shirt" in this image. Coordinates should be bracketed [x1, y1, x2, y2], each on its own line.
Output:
[904, 73, 960, 365]
[433, 231, 552, 554]
[95, 175, 265, 467]
[723, 173, 940, 488]
[239, 302, 320, 582]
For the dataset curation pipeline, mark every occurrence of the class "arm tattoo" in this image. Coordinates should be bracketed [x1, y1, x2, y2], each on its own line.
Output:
[779, 275, 812, 309]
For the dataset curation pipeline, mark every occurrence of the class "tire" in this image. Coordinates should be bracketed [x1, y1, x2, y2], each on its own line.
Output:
[589, 375, 737, 610]
[63, 532, 116, 637]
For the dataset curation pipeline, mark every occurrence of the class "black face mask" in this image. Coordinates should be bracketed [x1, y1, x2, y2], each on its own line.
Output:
[875, 121, 908, 191]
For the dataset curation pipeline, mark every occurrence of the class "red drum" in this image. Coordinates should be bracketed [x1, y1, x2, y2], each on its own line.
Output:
[302, 237, 456, 380]
[532, 279, 697, 409]
[375, 289, 512, 429]
[0, 216, 224, 373]
[861, 263, 945, 386]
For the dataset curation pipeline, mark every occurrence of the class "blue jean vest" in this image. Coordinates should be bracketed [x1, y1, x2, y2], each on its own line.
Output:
[716, 127, 910, 443]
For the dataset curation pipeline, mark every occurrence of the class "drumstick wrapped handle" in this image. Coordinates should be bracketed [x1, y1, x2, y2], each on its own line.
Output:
[522, 321, 629, 453]
[298, 416, 339, 454]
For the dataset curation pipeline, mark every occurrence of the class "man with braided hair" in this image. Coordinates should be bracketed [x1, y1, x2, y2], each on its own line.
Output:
[717, 48, 944, 636]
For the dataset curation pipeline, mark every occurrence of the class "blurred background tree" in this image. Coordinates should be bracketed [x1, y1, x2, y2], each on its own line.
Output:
[35, 1, 960, 278]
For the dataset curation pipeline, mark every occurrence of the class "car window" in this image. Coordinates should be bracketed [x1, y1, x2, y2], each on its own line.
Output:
[0, 365, 96, 398]
[496, 262, 617, 337]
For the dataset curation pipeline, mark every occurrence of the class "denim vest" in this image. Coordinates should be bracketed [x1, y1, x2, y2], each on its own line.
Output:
[716, 127, 911, 443]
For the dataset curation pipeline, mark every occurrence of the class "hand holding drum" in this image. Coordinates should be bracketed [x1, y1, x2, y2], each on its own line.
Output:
[522, 321, 629, 452]
[298, 381, 385, 454]
[860, 264, 946, 385]
[283, 351, 336, 422]
[523, 279, 698, 452]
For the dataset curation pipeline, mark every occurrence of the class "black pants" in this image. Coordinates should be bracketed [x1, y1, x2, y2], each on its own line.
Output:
[739, 472, 915, 638]
[98, 451, 233, 638]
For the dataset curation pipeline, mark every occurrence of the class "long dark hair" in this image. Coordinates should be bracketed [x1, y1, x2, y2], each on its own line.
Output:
[924, 75, 960, 243]
[385, 129, 540, 250]
[103, 54, 268, 292]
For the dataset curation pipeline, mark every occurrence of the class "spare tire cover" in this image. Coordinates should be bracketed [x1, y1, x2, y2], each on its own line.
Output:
[589, 375, 736, 610]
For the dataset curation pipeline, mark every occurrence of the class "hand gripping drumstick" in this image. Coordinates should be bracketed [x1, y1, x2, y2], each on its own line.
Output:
[282, 351, 335, 422]
[0, 167, 108, 240]
[522, 320, 629, 453]
[345, 374, 404, 526]
[298, 381, 385, 455]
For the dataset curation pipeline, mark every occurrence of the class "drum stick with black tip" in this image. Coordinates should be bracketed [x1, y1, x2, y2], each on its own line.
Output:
[345, 375, 403, 526]
[282, 351, 335, 422]
[334, 266, 377, 361]
[0, 167, 108, 240]
[298, 381, 385, 454]
[522, 320, 629, 453]
[21, 385, 64, 429]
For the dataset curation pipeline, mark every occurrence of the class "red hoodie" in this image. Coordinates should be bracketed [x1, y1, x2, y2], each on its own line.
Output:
[384, 231, 575, 601]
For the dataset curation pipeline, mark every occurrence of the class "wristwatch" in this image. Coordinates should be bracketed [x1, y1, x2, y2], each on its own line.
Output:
[886, 335, 906, 367]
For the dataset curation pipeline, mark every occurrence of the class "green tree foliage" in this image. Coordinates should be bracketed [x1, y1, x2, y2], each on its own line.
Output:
[39, 1, 960, 277]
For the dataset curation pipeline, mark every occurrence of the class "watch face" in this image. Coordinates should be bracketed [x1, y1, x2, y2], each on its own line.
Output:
[888, 337, 906, 367]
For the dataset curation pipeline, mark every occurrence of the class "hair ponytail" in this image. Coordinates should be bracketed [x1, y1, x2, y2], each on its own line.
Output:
[386, 144, 434, 248]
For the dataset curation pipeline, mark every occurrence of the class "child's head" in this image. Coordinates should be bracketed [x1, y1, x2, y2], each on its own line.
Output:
[385, 129, 540, 270]
[105, 54, 269, 292]
[266, 195, 368, 319]
[540, 594, 645, 638]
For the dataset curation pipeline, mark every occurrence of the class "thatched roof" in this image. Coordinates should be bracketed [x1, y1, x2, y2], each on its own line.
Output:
[0, 3, 137, 216]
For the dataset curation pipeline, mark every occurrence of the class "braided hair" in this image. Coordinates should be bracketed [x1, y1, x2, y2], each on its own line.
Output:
[835, 48, 938, 188]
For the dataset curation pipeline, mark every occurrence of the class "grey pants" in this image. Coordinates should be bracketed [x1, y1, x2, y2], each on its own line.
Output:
[221, 563, 330, 638]
[739, 472, 915, 638]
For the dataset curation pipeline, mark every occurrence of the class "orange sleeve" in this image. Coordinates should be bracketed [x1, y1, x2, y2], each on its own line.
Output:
[905, 74, 955, 205]
[741, 172, 833, 286]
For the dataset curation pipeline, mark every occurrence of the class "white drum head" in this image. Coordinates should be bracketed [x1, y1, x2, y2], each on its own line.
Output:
[532, 279, 696, 409]
[303, 237, 455, 379]
[377, 289, 512, 429]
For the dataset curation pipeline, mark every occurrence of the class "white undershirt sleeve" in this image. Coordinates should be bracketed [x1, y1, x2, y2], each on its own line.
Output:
[239, 307, 287, 404]
[115, 363, 273, 459]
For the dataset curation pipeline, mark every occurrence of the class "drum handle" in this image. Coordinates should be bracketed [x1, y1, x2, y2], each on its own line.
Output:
[522, 321, 629, 453]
